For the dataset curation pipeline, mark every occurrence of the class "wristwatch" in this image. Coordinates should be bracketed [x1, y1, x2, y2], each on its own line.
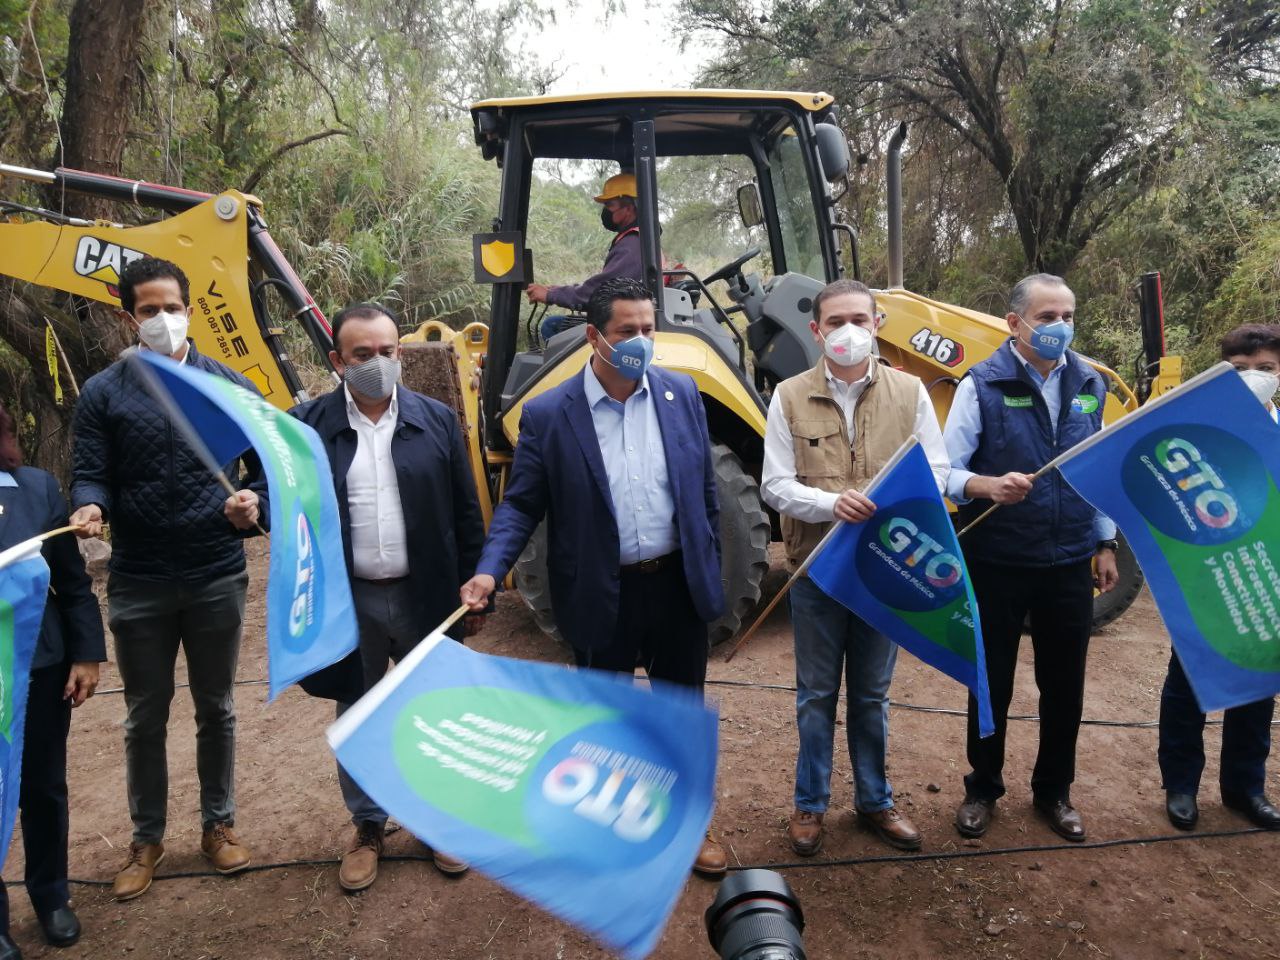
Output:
[1096, 539, 1119, 553]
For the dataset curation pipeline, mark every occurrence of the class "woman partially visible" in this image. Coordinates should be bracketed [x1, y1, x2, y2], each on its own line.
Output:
[0, 402, 105, 959]
[1159, 324, 1280, 832]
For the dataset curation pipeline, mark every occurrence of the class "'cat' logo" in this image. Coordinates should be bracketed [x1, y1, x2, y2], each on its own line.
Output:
[73, 236, 146, 298]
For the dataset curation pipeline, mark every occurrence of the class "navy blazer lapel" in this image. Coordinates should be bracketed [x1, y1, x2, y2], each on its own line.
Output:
[649, 369, 686, 506]
[562, 375, 615, 517]
[315, 390, 358, 493]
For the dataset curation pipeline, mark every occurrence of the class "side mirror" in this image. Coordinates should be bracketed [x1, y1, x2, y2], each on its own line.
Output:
[814, 123, 850, 182]
[736, 182, 764, 228]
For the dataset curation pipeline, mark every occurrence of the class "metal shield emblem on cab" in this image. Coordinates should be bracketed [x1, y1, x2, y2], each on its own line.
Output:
[472, 231, 525, 284]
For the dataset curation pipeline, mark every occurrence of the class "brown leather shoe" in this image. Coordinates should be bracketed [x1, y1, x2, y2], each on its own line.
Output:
[1034, 798, 1086, 841]
[955, 796, 995, 838]
[431, 849, 470, 876]
[693, 831, 727, 878]
[861, 807, 922, 850]
[112, 842, 165, 901]
[201, 823, 251, 874]
[787, 809, 824, 856]
[338, 821, 384, 892]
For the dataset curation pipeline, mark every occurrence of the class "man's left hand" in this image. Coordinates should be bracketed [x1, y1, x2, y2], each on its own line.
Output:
[463, 614, 487, 637]
[224, 490, 260, 530]
[64, 661, 99, 707]
[1094, 549, 1119, 593]
[526, 283, 549, 304]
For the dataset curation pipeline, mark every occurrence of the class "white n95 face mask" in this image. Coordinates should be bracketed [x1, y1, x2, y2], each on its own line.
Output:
[1238, 368, 1279, 405]
[137, 311, 190, 356]
[822, 323, 874, 367]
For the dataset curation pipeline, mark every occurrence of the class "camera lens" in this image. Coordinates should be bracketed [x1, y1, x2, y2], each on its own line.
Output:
[705, 868, 806, 960]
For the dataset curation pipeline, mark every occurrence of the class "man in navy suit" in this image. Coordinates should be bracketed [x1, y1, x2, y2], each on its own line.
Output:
[460, 277, 728, 876]
[290, 303, 487, 893]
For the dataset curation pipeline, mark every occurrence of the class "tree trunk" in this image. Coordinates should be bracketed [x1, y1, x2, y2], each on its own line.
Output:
[56, 0, 149, 220]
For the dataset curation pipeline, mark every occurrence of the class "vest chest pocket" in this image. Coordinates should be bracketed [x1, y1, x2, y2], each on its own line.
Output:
[790, 418, 848, 480]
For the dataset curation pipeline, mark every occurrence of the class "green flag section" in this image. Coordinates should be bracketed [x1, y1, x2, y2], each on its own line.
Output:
[0, 537, 51, 859]
[1053, 362, 1280, 711]
[132, 350, 358, 699]
[329, 632, 718, 959]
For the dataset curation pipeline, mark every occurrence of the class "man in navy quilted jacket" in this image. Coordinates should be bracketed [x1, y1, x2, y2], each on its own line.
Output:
[69, 257, 264, 901]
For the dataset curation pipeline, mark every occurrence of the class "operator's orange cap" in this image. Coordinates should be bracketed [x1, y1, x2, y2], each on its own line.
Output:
[594, 173, 637, 203]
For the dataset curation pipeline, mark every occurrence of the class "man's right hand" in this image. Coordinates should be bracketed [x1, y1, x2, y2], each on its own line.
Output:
[970, 472, 1036, 505]
[526, 283, 549, 304]
[69, 504, 104, 539]
[833, 489, 877, 523]
[460, 574, 497, 612]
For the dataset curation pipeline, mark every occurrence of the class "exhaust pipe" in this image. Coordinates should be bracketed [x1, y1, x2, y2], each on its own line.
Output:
[886, 122, 907, 289]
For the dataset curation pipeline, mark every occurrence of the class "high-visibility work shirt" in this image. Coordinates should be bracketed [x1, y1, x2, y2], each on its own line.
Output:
[344, 385, 410, 579]
[582, 361, 678, 565]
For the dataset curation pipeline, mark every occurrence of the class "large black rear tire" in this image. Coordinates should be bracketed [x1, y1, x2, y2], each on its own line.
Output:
[511, 442, 771, 648]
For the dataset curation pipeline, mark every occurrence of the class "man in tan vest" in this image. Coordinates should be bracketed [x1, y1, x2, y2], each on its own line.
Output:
[762, 279, 950, 854]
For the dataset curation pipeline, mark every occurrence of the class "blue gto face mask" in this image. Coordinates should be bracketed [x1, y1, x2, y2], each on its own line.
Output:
[1020, 318, 1074, 361]
[596, 334, 654, 381]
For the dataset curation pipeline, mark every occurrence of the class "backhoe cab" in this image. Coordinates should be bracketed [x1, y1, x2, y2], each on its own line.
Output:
[468, 90, 864, 643]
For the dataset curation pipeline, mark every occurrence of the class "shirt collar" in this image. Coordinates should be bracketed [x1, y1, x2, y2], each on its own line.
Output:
[823, 361, 873, 393]
[1007, 339, 1065, 379]
[344, 383, 399, 425]
[0, 471, 16, 488]
[583, 359, 648, 408]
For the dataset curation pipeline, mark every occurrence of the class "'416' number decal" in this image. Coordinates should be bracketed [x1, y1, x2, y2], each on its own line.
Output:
[908, 327, 964, 367]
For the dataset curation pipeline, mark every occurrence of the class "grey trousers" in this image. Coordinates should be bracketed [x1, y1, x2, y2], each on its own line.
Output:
[336, 578, 423, 826]
[108, 570, 248, 844]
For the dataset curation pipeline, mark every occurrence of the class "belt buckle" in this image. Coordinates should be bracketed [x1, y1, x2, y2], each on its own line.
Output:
[637, 556, 661, 574]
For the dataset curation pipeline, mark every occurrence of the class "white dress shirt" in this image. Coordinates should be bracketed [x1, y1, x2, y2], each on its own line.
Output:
[762, 362, 950, 524]
[344, 385, 410, 579]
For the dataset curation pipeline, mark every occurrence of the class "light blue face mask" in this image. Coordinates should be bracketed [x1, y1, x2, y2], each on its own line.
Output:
[596, 334, 654, 381]
[1019, 318, 1074, 361]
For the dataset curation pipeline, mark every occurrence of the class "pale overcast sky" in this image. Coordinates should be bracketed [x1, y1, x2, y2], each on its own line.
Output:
[528, 0, 712, 94]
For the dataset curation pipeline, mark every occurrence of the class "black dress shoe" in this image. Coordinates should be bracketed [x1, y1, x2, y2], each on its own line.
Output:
[0, 932, 22, 959]
[955, 796, 995, 838]
[1033, 797, 1086, 841]
[1166, 792, 1199, 831]
[1223, 793, 1280, 830]
[38, 905, 81, 947]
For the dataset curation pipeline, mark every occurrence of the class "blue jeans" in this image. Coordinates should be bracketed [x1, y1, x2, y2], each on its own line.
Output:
[789, 577, 898, 814]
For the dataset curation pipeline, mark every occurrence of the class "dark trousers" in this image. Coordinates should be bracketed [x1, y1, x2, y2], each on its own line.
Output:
[1158, 652, 1275, 799]
[571, 556, 708, 692]
[336, 579, 424, 826]
[0, 661, 73, 933]
[964, 560, 1094, 803]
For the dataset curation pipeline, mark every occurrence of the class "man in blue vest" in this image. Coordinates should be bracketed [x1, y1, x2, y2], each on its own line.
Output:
[527, 173, 642, 344]
[943, 273, 1118, 842]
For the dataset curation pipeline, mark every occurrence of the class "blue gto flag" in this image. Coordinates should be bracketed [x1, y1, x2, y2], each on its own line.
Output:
[805, 438, 995, 737]
[133, 350, 357, 699]
[328, 631, 718, 959]
[0, 538, 51, 859]
[1053, 362, 1280, 711]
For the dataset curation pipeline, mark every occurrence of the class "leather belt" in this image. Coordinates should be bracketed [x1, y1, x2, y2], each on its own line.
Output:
[355, 575, 410, 586]
[620, 551, 681, 575]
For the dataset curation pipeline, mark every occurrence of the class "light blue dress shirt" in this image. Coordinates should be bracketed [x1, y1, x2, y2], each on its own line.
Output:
[943, 341, 1116, 541]
[582, 362, 679, 564]
[0, 471, 16, 488]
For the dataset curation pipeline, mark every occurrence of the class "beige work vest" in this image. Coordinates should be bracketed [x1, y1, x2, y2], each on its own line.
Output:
[775, 358, 920, 568]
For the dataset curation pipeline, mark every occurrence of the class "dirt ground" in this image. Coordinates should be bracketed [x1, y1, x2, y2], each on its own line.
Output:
[4, 540, 1277, 959]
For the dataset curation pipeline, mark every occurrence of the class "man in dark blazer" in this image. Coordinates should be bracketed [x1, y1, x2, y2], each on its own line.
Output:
[0, 428, 106, 954]
[460, 277, 727, 876]
[289, 302, 486, 893]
